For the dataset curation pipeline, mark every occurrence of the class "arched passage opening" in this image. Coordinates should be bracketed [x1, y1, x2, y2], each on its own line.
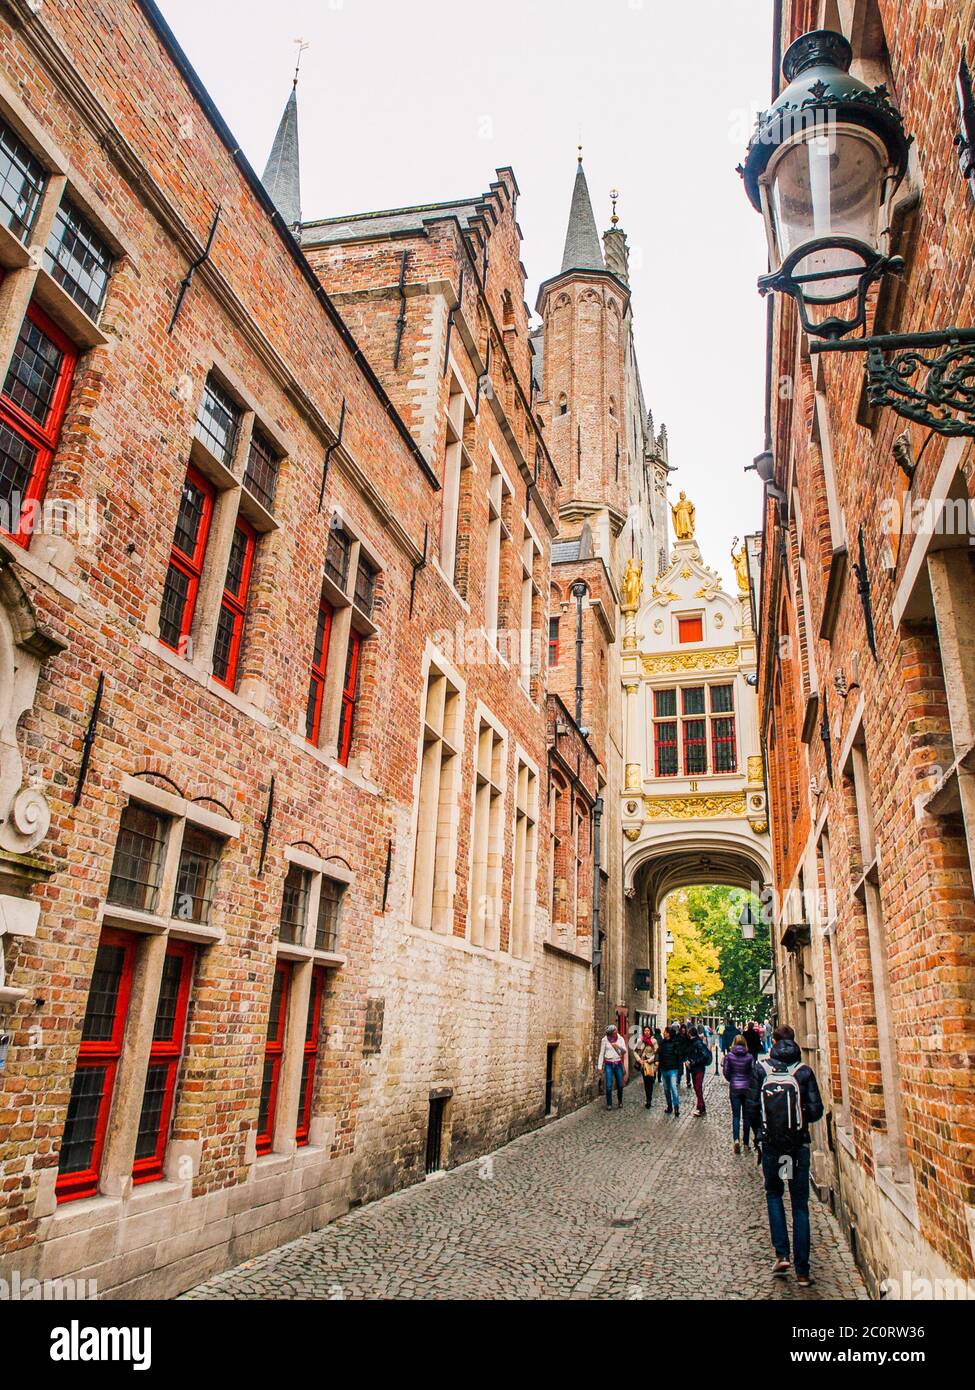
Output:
[623, 830, 772, 1031]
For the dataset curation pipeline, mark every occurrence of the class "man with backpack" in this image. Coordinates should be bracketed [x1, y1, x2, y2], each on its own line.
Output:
[746, 1024, 824, 1287]
[686, 1026, 713, 1117]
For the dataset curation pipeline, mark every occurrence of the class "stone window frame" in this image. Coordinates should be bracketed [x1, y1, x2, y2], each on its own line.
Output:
[518, 516, 542, 696]
[254, 846, 352, 1160]
[484, 445, 513, 654]
[837, 714, 916, 1213]
[148, 362, 284, 690]
[466, 702, 508, 952]
[649, 680, 740, 780]
[60, 775, 241, 1202]
[510, 747, 540, 960]
[815, 824, 852, 1133]
[0, 79, 137, 557]
[410, 645, 465, 936]
[306, 509, 382, 768]
[0, 75, 133, 355]
[436, 367, 475, 595]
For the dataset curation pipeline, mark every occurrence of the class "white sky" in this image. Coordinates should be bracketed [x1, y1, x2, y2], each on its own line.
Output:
[158, 0, 774, 591]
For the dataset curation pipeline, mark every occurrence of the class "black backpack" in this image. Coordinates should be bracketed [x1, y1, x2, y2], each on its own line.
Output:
[758, 1059, 804, 1147]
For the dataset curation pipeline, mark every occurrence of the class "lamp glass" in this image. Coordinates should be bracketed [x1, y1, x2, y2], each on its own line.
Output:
[766, 126, 886, 302]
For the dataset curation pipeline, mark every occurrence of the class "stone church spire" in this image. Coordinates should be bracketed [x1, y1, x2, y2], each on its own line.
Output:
[560, 152, 604, 274]
[262, 72, 302, 228]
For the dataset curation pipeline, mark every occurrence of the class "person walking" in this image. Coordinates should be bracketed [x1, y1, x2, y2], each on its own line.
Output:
[657, 1025, 681, 1117]
[720, 1017, 738, 1058]
[722, 1033, 756, 1152]
[633, 1026, 658, 1109]
[746, 1025, 824, 1287]
[676, 1023, 692, 1091]
[597, 1023, 628, 1109]
[686, 1026, 712, 1116]
[744, 1021, 762, 1060]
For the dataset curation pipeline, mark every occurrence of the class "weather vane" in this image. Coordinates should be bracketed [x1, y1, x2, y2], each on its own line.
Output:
[293, 37, 310, 87]
[610, 188, 619, 226]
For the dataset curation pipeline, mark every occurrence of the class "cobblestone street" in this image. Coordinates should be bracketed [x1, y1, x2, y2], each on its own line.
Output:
[183, 1074, 866, 1301]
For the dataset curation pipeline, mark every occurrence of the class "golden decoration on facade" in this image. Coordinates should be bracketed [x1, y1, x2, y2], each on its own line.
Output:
[650, 578, 680, 605]
[748, 818, 769, 835]
[623, 826, 642, 841]
[642, 791, 747, 820]
[731, 538, 750, 594]
[640, 645, 738, 677]
[671, 490, 696, 540]
[621, 557, 643, 612]
[746, 755, 764, 782]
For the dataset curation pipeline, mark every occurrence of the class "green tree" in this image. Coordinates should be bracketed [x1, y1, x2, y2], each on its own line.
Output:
[665, 892, 723, 1019]
[684, 884, 773, 1024]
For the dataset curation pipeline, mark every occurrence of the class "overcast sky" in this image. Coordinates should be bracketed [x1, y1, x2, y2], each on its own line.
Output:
[158, 0, 774, 591]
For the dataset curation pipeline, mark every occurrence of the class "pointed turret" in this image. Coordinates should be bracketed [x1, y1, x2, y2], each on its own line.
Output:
[602, 187, 629, 283]
[262, 81, 302, 228]
[560, 154, 604, 274]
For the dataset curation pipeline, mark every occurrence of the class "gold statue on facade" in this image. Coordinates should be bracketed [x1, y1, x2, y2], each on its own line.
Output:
[731, 537, 750, 593]
[621, 556, 643, 611]
[671, 490, 696, 541]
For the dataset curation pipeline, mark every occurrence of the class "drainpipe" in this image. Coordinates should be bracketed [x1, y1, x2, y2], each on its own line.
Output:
[571, 582, 587, 729]
[591, 795, 603, 976]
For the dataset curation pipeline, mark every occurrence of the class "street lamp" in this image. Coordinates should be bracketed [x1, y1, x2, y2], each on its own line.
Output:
[739, 29, 975, 435]
[740, 30, 909, 340]
[739, 901, 757, 941]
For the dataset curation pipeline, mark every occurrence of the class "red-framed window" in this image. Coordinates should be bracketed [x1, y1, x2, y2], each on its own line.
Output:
[159, 466, 214, 655]
[56, 929, 136, 1202]
[677, 615, 703, 644]
[0, 302, 77, 546]
[548, 616, 560, 667]
[132, 941, 194, 1184]
[212, 517, 256, 689]
[336, 629, 362, 767]
[653, 688, 678, 776]
[256, 962, 290, 1156]
[304, 597, 334, 744]
[296, 967, 325, 1146]
[654, 720, 678, 776]
[712, 716, 737, 773]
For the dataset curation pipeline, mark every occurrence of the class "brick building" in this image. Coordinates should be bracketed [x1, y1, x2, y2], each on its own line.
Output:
[753, 0, 975, 1294]
[0, 0, 662, 1295]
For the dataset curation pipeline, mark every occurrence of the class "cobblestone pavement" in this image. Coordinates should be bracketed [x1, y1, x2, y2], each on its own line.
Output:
[183, 1073, 866, 1300]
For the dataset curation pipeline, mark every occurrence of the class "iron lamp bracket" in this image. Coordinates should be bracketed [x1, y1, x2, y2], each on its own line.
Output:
[809, 326, 975, 437]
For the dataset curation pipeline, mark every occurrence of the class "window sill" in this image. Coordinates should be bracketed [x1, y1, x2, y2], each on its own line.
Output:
[0, 528, 82, 602]
[430, 558, 471, 612]
[238, 485, 279, 535]
[286, 729, 380, 794]
[100, 902, 225, 946]
[32, 267, 108, 349]
[407, 920, 532, 965]
[543, 939, 593, 968]
[835, 1120, 855, 1158]
[0, 219, 31, 271]
[274, 940, 346, 968]
[875, 1163, 920, 1230]
[139, 633, 275, 728]
[189, 434, 237, 491]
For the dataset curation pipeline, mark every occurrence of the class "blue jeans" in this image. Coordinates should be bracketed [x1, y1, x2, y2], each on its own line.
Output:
[762, 1146, 811, 1276]
[661, 1069, 680, 1111]
[730, 1091, 753, 1143]
[604, 1061, 624, 1105]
